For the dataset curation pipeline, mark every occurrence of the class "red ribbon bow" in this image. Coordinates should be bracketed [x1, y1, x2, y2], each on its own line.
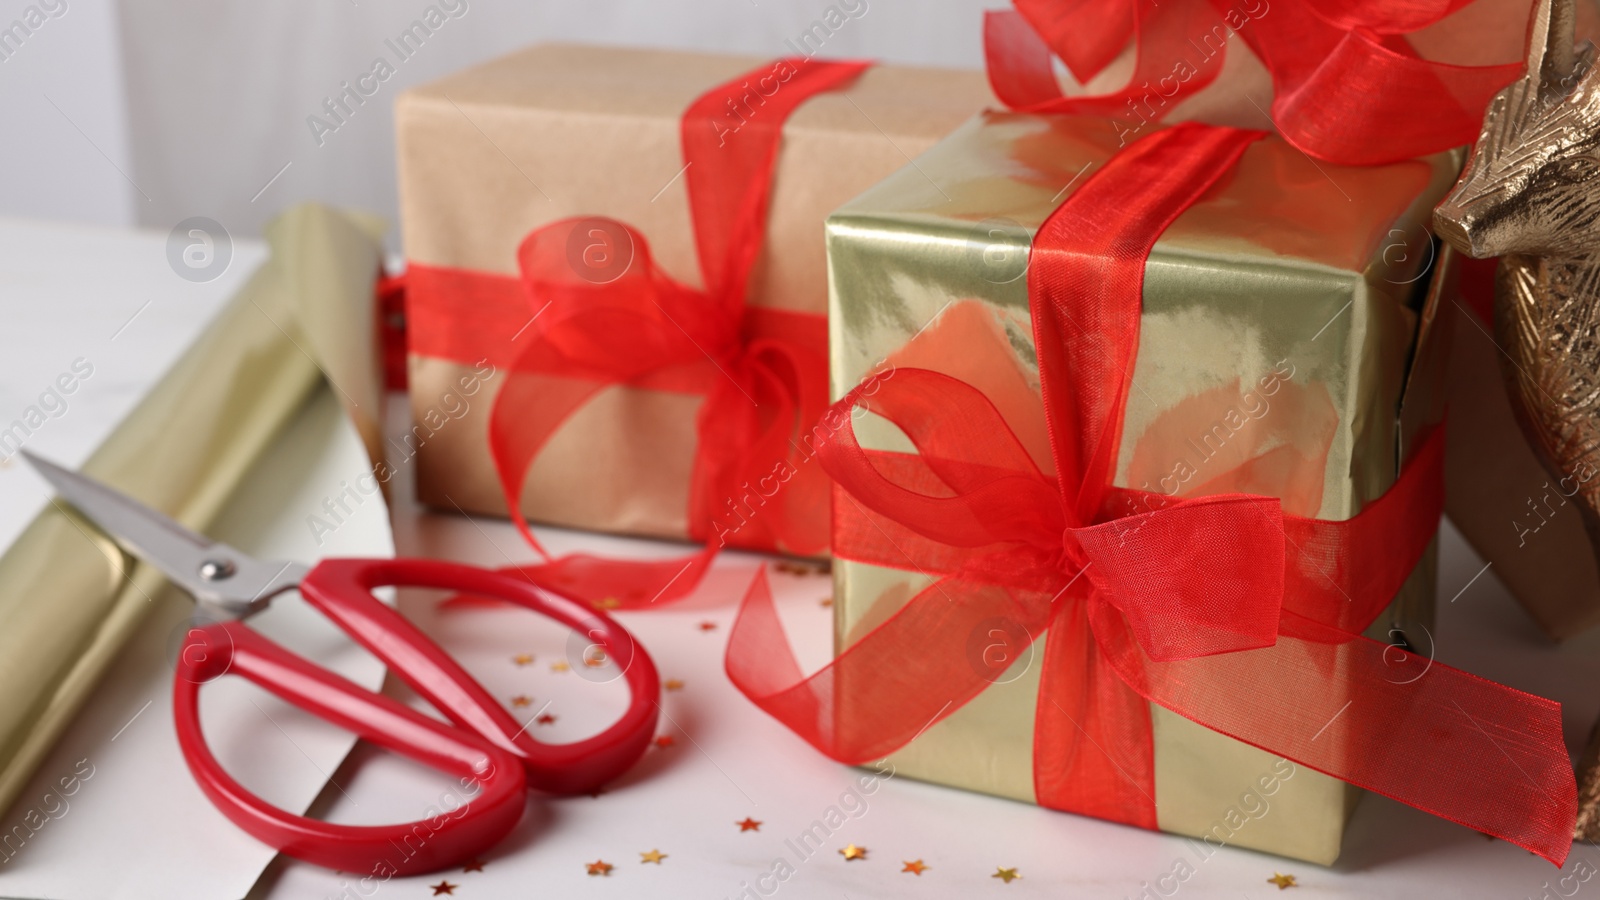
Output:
[986, 0, 1524, 165]
[728, 122, 1576, 863]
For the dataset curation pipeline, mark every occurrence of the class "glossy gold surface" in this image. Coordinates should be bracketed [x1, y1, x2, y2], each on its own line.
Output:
[827, 111, 1457, 864]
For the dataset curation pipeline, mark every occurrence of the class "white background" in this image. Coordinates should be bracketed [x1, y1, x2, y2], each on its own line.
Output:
[0, 0, 992, 243]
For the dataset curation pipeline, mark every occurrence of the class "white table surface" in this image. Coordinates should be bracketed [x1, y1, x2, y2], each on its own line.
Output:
[8, 216, 1600, 899]
[256, 435, 1600, 892]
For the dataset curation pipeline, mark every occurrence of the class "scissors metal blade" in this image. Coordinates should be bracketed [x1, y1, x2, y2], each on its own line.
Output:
[20, 450, 307, 615]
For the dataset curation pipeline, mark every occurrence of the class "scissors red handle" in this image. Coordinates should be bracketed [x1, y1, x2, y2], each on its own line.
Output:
[171, 557, 659, 875]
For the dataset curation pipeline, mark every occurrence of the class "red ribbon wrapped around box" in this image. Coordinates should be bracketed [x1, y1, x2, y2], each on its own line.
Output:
[407, 59, 871, 604]
[726, 0, 1578, 866]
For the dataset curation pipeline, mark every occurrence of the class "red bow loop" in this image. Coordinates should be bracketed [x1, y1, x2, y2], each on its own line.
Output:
[514, 218, 737, 381]
[990, 0, 1527, 165]
[821, 368, 1066, 554]
[1072, 495, 1285, 662]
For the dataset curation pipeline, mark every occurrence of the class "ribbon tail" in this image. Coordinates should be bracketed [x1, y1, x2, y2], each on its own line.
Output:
[1088, 603, 1577, 865]
[727, 569, 1055, 764]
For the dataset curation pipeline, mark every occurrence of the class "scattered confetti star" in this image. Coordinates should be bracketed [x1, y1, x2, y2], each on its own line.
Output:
[737, 817, 762, 832]
[653, 734, 675, 749]
[512, 653, 534, 666]
[551, 660, 571, 672]
[583, 651, 607, 668]
[640, 849, 667, 864]
[699, 621, 719, 632]
[820, 596, 834, 607]
[993, 867, 1020, 884]
[586, 860, 614, 877]
[536, 713, 556, 726]
[597, 596, 621, 609]
[431, 881, 458, 896]
[1267, 873, 1298, 890]
[902, 860, 928, 875]
[462, 858, 486, 872]
[839, 844, 868, 861]
[510, 695, 532, 708]
[663, 678, 685, 691]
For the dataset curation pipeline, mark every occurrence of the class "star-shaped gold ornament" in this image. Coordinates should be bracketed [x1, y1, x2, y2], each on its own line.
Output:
[902, 859, 928, 875]
[583, 650, 607, 668]
[510, 695, 532, 708]
[839, 844, 867, 861]
[1267, 872, 1298, 890]
[597, 596, 621, 609]
[550, 660, 570, 672]
[820, 596, 834, 607]
[430, 881, 458, 896]
[640, 849, 667, 864]
[512, 653, 534, 666]
[993, 866, 1020, 884]
[663, 678, 685, 691]
[586, 859, 614, 876]
[737, 817, 762, 832]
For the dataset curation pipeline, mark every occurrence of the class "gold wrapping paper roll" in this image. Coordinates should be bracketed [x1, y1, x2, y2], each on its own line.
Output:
[0, 204, 386, 818]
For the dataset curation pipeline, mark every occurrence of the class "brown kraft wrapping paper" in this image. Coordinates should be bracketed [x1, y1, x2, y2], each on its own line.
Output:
[396, 43, 994, 546]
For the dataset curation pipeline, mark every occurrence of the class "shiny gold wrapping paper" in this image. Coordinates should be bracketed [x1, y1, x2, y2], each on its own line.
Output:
[826, 112, 1457, 865]
[0, 205, 386, 818]
[397, 44, 994, 543]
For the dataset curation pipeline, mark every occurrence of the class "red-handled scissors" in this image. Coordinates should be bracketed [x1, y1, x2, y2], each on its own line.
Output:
[22, 451, 659, 875]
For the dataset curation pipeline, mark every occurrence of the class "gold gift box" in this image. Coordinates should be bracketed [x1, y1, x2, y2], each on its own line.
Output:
[826, 111, 1458, 864]
[396, 44, 993, 545]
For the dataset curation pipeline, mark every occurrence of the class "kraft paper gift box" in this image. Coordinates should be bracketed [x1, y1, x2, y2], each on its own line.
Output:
[1442, 281, 1600, 639]
[825, 111, 1458, 865]
[395, 43, 994, 550]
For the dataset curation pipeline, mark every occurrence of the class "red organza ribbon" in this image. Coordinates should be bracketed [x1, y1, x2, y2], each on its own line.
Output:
[407, 59, 868, 606]
[986, 0, 1524, 165]
[726, 122, 1576, 863]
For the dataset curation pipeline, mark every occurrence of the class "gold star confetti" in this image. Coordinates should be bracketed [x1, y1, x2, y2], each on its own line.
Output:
[819, 596, 833, 607]
[653, 734, 675, 749]
[640, 849, 667, 864]
[462, 858, 485, 872]
[839, 844, 867, 861]
[993, 867, 1020, 884]
[551, 660, 570, 672]
[1267, 873, 1298, 890]
[510, 695, 532, 708]
[586, 859, 614, 876]
[536, 713, 556, 726]
[902, 859, 928, 875]
[737, 817, 762, 832]
[664, 678, 685, 691]
[597, 596, 621, 609]
[431, 881, 458, 896]
[512, 653, 534, 666]
[699, 621, 719, 632]
[583, 650, 608, 668]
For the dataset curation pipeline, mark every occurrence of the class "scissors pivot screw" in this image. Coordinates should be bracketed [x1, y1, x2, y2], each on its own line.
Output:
[198, 559, 237, 582]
